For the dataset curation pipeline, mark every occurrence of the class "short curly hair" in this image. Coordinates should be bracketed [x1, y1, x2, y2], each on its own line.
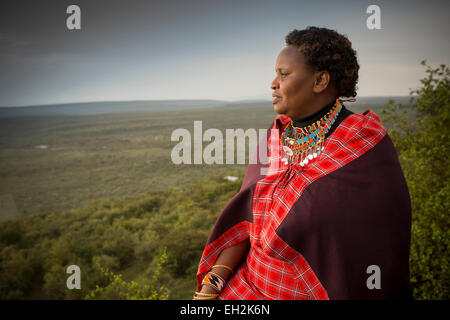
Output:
[285, 26, 359, 98]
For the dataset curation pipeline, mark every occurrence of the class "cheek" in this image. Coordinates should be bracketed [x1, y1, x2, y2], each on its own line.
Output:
[283, 77, 311, 101]
[283, 83, 306, 104]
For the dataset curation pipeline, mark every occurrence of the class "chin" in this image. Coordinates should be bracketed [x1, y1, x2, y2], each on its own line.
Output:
[273, 103, 286, 115]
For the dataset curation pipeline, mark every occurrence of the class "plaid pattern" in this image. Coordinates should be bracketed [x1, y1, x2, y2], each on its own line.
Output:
[197, 109, 387, 300]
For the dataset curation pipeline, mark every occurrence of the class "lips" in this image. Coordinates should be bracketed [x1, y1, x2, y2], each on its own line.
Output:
[272, 93, 282, 104]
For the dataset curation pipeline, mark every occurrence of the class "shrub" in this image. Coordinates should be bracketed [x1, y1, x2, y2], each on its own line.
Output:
[380, 61, 449, 299]
[86, 247, 169, 300]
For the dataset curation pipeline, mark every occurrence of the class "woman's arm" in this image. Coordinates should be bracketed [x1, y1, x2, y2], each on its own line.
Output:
[199, 238, 250, 294]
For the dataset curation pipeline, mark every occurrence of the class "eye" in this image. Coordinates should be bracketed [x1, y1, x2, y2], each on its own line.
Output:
[280, 72, 288, 77]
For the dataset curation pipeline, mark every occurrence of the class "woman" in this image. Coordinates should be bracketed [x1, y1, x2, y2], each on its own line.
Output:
[193, 27, 412, 300]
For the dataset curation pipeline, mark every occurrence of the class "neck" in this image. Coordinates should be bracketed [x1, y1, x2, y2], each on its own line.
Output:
[292, 99, 336, 128]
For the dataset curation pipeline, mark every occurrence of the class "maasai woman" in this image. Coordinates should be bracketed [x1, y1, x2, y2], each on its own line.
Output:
[193, 27, 412, 300]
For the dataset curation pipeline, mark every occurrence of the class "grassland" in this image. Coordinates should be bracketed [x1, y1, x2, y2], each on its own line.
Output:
[0, 100, 412, 220]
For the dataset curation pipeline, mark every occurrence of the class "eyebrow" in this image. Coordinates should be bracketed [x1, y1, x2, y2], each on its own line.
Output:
[275, 67, 288, 72]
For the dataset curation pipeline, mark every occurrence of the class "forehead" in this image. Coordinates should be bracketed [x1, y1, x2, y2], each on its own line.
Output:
[275, 45, 307, 69]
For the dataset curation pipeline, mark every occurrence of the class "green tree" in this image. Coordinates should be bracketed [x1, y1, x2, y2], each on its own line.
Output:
[86, 247, 169, 300]
[380, 61, 449, 299]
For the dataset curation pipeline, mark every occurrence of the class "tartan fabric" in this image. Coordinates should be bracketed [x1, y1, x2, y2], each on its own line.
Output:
[196, 109, 387, 300]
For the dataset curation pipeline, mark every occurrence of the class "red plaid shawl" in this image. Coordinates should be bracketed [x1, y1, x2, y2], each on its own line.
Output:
[196, 109, 412, 300]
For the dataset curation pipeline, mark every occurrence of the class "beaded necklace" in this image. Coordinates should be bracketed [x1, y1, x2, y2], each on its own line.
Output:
[280, 98, 354, 166]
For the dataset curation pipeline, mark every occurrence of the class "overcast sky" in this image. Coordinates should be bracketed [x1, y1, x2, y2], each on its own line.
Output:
[0, 0, 449, 106]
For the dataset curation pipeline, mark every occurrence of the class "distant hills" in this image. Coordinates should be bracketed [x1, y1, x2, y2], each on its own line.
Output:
[0, 96, 412, 118]
[0, 100, 229, 118]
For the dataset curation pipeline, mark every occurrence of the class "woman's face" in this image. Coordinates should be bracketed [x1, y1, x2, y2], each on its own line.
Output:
[270, 45, 318, 119]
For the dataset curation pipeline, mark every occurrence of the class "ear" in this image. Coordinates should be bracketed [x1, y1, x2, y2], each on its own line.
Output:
[312, 71, 331, 94]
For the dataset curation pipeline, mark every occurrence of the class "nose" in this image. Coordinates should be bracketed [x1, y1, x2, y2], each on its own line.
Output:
[270, 75, 279, 90]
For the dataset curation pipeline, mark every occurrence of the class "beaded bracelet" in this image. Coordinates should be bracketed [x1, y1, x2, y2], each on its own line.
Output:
[193, 264, 234, 299]
[201, 271, 226, 292]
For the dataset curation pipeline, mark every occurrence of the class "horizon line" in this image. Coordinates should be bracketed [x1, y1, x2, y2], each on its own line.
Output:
[0, 95, 414, 109]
